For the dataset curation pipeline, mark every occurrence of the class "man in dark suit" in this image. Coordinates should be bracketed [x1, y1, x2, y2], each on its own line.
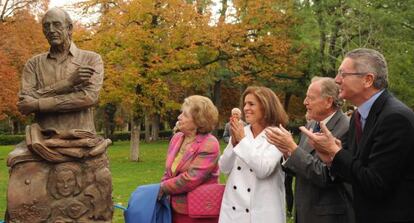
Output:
[301, 48, 414, 223]
[266, 77, 355, 223]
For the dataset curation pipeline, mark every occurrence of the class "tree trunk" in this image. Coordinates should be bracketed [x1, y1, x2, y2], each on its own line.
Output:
[218, 0, 228, 25]
[213, 80, 222, 108]
[8, 117, 14, 134]
[123, 122, 129, 132]
[327, 2, 345, 77]
[314, 0, 328, 76]
[144, 114, 151, 142]
[151, 114, 160, 141]
[18, 120, 22, 133]
[284, 92, 292, 112]
[130, 116, 141, 162]
[103, 103, 117, 139]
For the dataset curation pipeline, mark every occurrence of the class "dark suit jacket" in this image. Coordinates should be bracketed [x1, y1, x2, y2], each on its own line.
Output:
[332, 90, 414, 223]
[284, 110, 355, 223]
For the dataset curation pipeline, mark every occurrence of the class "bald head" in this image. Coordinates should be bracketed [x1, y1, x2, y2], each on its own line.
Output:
[231, 107, 242, 121]
[231, 108, 242, 115]
[42, 8, 73, 47]
[42, 8, 73, 28]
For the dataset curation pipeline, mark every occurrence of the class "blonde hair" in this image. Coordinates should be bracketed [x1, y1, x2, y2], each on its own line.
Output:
[182, 95, 219, 134]
[241, 86, 288, 127]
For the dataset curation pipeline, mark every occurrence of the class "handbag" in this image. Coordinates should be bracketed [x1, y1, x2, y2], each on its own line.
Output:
[187, 183, 225, 218]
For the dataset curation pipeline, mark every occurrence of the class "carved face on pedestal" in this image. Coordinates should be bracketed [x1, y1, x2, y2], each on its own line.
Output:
[48, 163, 82, 199]
[56, 170, 77, 197]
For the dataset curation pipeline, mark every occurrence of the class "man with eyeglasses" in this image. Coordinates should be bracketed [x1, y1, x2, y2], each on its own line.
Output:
[17, 7, 102, 118]
[301, 48, 414, 223]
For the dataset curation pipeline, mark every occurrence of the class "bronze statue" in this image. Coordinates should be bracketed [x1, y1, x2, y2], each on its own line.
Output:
[6, 7, 113, 223]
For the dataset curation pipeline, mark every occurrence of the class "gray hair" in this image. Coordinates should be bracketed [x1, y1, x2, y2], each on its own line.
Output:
[345, 48, 388, 89]
[311, 76, 343, 109]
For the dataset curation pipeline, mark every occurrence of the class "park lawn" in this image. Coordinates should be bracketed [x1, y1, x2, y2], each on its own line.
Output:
[0, 140, 293, 223]
[108, 140, 170, 222]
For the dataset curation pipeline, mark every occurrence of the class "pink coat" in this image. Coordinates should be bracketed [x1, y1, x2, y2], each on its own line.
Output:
[161, 132, 220, 214]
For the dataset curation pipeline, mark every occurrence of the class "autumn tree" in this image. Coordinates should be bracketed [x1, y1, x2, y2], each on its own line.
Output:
[187, 0, 303, 122]
[73, 0, 303, 154]
[0, 51, 18, 121]
[0, 5, 48, 132]
[75, 0, 207, 160]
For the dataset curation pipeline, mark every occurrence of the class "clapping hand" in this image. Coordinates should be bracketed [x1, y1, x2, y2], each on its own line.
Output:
[265, 124, 297, 158]
[230, 116, 245, 147]
[299, 122, 341, 165]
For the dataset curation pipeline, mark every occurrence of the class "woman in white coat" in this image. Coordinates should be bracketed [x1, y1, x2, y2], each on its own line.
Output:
[218, 86, 289, 223]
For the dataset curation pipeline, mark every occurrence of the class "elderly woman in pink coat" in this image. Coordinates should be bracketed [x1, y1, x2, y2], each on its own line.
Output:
[160, 95, 220, 223]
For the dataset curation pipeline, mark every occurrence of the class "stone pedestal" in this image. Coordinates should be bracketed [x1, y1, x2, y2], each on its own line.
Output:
[6, 125, 113, 223]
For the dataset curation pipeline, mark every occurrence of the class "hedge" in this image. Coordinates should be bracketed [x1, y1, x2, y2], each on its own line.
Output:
[0, 130, 183, 145]
[107, 129, 225, 141]
[107, 130, 174, 141]
[0, 124, 302, 146]
[0, 135, 25, 145]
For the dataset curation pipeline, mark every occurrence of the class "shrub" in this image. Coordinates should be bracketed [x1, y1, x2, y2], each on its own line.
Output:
[0, 129, 229, 145]
[0, 135, 25, 145]
[105, 130, 174, 142]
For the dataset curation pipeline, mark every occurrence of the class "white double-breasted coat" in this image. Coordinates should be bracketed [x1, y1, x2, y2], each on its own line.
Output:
[218, 125, 286, 223]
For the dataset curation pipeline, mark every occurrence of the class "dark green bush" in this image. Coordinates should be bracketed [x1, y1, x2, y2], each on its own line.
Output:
[0, 135, 25, 145]
[108, 132, 130, 141]
[106, 130, 174, 142]
[0, 129, 228, 145]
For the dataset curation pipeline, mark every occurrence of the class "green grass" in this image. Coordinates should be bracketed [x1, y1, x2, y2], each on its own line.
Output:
[108, 140, 170, 222]
[0, 140, 293, 223]
[0, 144, 10, 218]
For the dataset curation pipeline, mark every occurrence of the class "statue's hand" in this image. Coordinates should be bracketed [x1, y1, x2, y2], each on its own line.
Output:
[17, 95, 39, 115]
[68, 66, 95, 86]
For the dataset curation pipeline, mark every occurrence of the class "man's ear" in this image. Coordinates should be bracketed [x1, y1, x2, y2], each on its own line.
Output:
[364, 73, 375, 88]
[67, 24, 73, 36]
[325, 96, 334, 109]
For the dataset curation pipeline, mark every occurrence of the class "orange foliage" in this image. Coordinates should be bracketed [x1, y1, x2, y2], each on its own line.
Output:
[73, 0, 302, 124]
[0, 51, 19, 120]
[0, 9, 48, 119]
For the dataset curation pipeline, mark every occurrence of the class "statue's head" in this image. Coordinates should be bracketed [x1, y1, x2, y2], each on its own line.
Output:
[42, 7, 73, 47]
